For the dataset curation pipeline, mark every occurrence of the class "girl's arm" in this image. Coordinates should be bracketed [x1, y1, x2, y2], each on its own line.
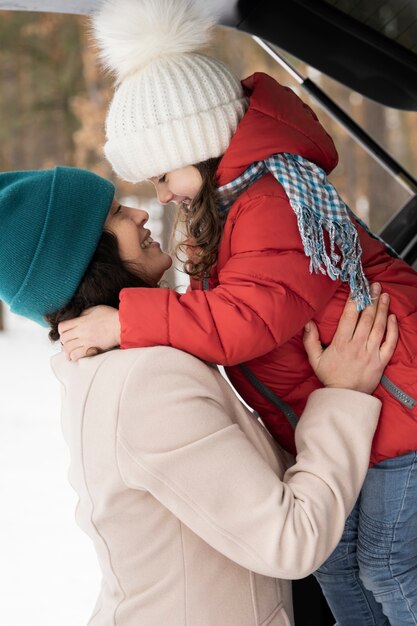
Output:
[60, 194, 342, 362]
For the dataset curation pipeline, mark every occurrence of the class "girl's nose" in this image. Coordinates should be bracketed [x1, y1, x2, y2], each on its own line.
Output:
[149, 177, 174, 205]
[157, 188, 174, 205]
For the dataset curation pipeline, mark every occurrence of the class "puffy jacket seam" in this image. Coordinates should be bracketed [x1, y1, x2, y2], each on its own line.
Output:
[221, 269, 317, 318]
[225, 184, 299, 230]
[402, 332, 415, 362]
[244, 188, 287, 201]
[212, 287, 277, 352]
[204, 291, 229, 361]
[226, 184, 288, 222]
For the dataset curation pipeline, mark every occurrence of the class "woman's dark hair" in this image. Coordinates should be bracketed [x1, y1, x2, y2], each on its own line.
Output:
[175, 156, 224, 279]
[45, 230, 153, 341]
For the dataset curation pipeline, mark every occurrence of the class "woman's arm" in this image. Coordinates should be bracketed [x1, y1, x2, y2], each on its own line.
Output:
[59, 194, 341, 361]
[116, 294, 396, 579]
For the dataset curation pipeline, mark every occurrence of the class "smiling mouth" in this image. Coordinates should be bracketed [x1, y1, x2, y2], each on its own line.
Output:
[141, 232, 154, 249]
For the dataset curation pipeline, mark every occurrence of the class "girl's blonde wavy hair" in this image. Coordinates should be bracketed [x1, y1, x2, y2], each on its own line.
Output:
[174, 157, 225, 279]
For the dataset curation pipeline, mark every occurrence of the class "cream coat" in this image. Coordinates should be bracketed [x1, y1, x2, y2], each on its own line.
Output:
[52, 346, 380, 626]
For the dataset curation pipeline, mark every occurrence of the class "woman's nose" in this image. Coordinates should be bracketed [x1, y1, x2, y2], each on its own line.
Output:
[135, 208, 149, 223]
[125, 207, 149, 224]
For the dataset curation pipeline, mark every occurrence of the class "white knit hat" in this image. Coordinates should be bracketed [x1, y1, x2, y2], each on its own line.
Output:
[93, 0, 248, 182]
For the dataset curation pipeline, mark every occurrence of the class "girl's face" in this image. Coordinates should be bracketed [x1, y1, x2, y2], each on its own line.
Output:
[104, 200, 172, 283]
[150, 165, 203, 207]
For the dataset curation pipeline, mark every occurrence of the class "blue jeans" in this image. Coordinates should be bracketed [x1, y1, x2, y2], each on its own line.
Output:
[314, 451, 417, 626]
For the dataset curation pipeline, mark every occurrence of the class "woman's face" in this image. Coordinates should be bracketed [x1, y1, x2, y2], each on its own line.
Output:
[104, 200, 172, 283]
[150, 165, 203, 207]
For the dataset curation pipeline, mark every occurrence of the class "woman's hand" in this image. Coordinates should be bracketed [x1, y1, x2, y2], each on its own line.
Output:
[58, 305, 121, 361]
[303, 283, 398, 394]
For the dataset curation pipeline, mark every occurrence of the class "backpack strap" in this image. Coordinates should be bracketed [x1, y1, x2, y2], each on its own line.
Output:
[239, 364, 298, 430]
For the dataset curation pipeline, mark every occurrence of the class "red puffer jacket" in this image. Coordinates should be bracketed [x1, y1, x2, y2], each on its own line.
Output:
[120, 72, 417, 466]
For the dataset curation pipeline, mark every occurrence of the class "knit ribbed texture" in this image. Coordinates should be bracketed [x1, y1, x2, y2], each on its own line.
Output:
[104, 54, 248, 181]
[0, 167, 115, 325]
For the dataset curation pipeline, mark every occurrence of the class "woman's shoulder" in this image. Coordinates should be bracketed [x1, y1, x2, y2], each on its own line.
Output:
[51, 346, 204, 384]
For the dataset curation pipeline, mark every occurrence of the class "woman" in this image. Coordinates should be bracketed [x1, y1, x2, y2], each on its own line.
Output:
[0, 166, 395, 625]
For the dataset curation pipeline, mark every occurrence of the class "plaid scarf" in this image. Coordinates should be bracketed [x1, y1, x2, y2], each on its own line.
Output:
[217, 153, 396, 311]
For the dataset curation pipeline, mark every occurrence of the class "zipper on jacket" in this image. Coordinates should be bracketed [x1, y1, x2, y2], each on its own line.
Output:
[381, 375, 417, 409]
[201, 277, 414, 416]
[239, 364, 298, 429]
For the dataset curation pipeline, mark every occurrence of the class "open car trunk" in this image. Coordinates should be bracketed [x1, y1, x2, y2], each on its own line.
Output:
[1, 2, 416, 624]
[1, 0, 416, 259]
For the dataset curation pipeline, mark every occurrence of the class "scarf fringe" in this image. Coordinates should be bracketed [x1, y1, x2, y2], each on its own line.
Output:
[296, 203, 371, 310]
[217, 153, 377, 311]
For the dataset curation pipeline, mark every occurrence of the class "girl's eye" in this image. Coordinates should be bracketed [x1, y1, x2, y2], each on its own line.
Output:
[158, 174, 166, 183]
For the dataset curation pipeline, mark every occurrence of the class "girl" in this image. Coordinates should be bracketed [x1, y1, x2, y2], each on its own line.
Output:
[60, 1, 417, 623]
[0, 166, 391, 625]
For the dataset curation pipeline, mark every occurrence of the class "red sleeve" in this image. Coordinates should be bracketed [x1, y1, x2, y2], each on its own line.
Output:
[120, 193, 339, 365]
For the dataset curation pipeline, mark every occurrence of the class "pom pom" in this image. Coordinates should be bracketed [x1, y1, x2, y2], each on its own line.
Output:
[92, 0, 216, 81]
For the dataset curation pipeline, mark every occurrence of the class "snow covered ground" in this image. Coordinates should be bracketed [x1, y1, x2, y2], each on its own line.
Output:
[0, 310, 100, 626]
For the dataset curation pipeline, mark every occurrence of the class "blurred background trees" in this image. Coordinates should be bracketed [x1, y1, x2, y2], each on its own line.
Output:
[0, 10, 416, 322]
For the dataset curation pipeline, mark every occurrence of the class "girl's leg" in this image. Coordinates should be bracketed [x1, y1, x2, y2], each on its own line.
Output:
[358, 450, 417, 625]
[314, 498, 389, 626]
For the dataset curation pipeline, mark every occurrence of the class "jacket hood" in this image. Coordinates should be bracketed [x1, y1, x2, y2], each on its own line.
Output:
[217, 73, 338, 186]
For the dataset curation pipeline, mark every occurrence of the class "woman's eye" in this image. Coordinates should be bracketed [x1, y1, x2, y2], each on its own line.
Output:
[158, 174, 166, 183]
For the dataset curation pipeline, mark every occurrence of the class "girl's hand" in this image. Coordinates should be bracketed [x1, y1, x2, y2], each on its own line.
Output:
[303, 283, 398, 394]
[58, 305, 121, 361]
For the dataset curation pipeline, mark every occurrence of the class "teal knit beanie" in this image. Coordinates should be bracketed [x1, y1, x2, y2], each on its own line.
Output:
[0, 167, 115, 325]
